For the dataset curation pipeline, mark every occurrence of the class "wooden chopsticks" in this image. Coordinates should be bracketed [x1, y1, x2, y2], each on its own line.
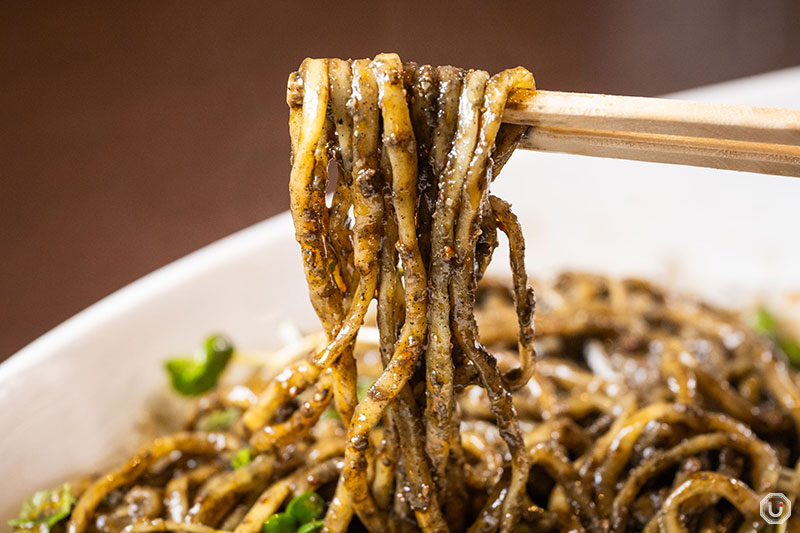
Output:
[503, 89, 800, 177]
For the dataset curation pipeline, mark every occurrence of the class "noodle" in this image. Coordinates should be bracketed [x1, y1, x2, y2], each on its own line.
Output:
[12, 53, 797, 533]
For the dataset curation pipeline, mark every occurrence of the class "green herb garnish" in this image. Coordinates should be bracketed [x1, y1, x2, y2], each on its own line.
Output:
[196, 407, 240, 432]
[8, 484, 75, 532]
[261, 512, 296, 533]
[320, 377, 374, 421]
[754, 308, 780, 336]
[165, 334, 234, 396]
[753, 307, 800, 368]
[232, 448, 252, 470]
[297, 519, 324, 533]
[261, 490, 327, 533]
[286, 491, 326, 524]
[356, 377, 373, 402]
[320, 407, 340, 421]
[780, 338, 800, 367]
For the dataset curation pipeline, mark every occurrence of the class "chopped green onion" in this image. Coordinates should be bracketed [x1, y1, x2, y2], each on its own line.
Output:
[196, 407, 240, 432]
[781, 338, 800, 368]
[8, 484, 74, 532]
[356, 377, 374, 403]
[297, 519, 324, 533]
[261, 512, 296, 533]
[754, 308, 779, 336]
[165, 334, 234, 396]
[320, 407, 340, 421]
[232, 448, 252, 470]
[287, 491, 326, 524]
[321, 377, 374, 421]
[753, 307, 800, 368]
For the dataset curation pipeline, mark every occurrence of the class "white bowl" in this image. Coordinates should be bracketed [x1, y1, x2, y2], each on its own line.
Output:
[2, 67, 800, 520]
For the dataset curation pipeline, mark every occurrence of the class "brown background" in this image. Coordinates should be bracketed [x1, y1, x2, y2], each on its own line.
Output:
[2, 0, 799, 360]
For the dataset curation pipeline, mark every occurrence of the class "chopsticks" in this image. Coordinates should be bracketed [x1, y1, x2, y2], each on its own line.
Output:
[503, 89, 800, 177]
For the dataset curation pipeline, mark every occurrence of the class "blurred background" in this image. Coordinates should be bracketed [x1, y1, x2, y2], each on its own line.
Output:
[2, 0, 799, 359]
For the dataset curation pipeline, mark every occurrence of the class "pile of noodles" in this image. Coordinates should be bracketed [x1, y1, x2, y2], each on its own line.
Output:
[54, 54, 800, 533]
